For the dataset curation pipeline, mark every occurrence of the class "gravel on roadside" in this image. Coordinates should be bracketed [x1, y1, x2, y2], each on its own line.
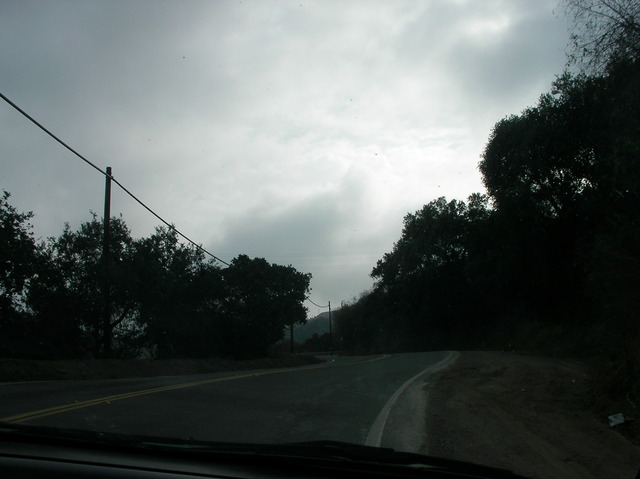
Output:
[425, 351, 640, 479]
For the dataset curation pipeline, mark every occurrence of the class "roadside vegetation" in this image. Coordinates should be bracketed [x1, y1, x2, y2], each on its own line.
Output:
[335, 0, 640, 431]
[0, 201, 311, 360]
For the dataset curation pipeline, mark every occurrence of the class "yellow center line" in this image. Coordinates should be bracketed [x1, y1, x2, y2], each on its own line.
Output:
[2, 354, 390, 423]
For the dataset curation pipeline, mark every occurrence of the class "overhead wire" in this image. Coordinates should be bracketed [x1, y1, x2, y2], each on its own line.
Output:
[0, 92, 230, 267]
[1, 93, 105, 176]
[306, 298, 329, 309]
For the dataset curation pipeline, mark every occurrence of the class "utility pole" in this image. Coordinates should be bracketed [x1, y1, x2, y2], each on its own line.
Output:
[102, 167, 112, 358]
[306, 298, 335, 357]
[290, 323, 294, 354]
[328, 301, 333, 358]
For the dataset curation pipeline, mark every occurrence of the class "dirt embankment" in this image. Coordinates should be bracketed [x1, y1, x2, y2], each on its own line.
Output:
[0, 355, 323, 383]
[426, 351, 640, 479]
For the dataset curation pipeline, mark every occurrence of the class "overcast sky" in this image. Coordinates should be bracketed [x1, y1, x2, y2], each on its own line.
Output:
[0, 0, 570, 315]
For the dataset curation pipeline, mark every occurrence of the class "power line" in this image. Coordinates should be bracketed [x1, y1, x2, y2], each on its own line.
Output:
[0, 92, 230, 267]
[307, 298, 329, 308]
[109, 176, 229, 266]
[1, 93, 105, 176]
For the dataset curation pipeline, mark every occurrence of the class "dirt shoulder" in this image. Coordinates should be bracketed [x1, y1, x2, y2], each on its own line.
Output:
[0, 355, 323, 382]
[425, 351, 640, 479]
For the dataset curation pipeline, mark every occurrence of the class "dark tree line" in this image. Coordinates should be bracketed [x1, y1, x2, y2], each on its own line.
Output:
[337, 1, 640, 362]
[0, 202, 311, 360]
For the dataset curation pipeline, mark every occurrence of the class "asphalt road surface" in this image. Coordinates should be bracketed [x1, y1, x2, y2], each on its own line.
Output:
[0, 352, 456, 453]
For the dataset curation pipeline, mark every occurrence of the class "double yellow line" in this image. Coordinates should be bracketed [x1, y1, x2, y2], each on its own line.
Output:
[3, 355, 389, 423]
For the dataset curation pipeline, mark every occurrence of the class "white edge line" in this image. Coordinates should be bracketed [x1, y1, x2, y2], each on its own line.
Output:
[364, 351, 459, 448]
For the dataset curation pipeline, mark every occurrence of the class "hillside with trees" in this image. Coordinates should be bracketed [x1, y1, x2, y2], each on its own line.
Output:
[336, 0, 639, 401]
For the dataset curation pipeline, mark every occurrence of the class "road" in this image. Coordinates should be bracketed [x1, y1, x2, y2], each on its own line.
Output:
[0, 352, 456, 453]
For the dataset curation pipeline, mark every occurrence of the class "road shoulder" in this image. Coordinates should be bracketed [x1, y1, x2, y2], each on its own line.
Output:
[371, 351, 458, 451]
[425, 351, 640, 479]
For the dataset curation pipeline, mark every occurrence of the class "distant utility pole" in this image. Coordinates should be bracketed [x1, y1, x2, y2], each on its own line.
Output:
[307, 298, 335, 357]
[328, 301, 333, 358]
[102, 166, 112, 358]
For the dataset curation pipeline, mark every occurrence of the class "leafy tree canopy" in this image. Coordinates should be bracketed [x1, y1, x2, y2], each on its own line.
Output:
[0, 191, 37, 319]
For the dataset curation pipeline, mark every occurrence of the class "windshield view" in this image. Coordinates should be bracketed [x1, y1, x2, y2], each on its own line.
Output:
[1, 1, 639, 478]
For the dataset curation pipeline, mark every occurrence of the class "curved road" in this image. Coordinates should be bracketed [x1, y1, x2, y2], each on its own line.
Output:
[0, 352, 456, 453]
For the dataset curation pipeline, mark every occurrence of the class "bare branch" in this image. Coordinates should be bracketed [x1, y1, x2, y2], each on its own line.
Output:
[563, 0, 640, 73]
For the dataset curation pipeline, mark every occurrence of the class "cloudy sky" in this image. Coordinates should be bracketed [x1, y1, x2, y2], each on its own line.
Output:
[1, 0, 570, 315]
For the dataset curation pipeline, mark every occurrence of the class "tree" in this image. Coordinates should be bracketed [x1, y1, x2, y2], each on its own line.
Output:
[372, 197, 469, 288]
[0, 191, 38, 319]
[563, 0, 640, 73]
[0, 197, 314, 360]
[220, 255, 311, 359]
[298, 332, 334, 353]
[369, 196, 492, 350]
[480, 55, 640, 340]
[334, 289, 397, 354]
[0, 191, 42, 357]
[130, 226, 222, 359]
[479, 74, 610, 221]
[28, 214, 138, 358]
[338, 2, 640, 360]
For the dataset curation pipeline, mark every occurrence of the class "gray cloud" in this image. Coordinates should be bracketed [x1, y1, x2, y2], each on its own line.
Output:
[213, 170, 398, 304]
[0, 0, 571, 310]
